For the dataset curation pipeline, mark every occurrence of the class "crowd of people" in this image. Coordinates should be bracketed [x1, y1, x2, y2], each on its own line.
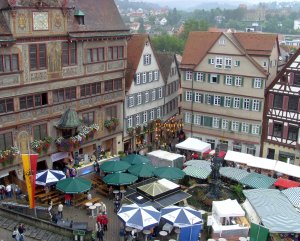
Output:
[0, 184, 22, 200]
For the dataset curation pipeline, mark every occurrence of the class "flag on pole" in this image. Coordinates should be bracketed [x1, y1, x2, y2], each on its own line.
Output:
[21, 154, 38, 209]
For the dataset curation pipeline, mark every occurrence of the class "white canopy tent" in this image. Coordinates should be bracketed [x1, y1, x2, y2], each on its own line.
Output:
[274, 161, 300, 179]
[147, 150, 185, 168]
[212, 199, 245, 218]
[224, 150, 252, 165]
[175, 138, 211, 153]
[247, 156, 277, 171]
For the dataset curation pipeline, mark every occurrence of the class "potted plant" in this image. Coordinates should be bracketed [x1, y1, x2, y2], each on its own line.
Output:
[0, 146, 20, 166]
[104, 118, 119, 131]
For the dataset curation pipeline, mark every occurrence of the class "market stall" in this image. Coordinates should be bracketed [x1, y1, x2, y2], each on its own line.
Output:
[175, 138, 211, 153]
[147, 150, 185, 169]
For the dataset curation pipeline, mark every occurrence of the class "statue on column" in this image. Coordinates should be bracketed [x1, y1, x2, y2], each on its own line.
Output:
[207, 147, 222, 199]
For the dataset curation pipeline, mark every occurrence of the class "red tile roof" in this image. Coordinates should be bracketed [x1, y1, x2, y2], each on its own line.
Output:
[181, 31, 222, 67]
[233, 32, 278, 56]
[181, 31, 278, 69]
[125, 34, 149, 90]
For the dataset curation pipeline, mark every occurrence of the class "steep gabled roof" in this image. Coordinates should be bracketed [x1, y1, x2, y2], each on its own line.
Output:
[233, 32, 277, 56]
[125, 34, 149, 90]
[67, 0, 128, 32]
[266, 47, 300, 93]
[181, 31, 222, 67]
[156, 52, 175, 83]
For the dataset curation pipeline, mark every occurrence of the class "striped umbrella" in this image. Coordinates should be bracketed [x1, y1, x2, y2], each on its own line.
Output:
[154, 167, 185, 180]
[35, 170, 66, 186]
[220, 167, 250, 182]
[183, 166, 211, 179]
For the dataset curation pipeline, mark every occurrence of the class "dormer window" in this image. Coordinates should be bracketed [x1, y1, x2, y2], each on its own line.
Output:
[74, 9, 85, 25]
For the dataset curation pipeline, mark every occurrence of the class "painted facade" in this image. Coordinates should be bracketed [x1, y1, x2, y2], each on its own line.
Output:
[0, 0, 129, 181]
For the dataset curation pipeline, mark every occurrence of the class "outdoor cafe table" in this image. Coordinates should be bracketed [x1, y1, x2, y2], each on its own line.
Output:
[94, 202, 102, 214]
[159, 231, 168, 241]
[113, 190, 120, 198]
[89, 205, 96, 218]
[143, 230, 151, 241]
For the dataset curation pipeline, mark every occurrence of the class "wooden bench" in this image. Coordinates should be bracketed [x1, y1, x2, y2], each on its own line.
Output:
[36, 190, 57, 199]
[72, 194, 87, 205]
[75, 197, 101, 209]
[40, 192, 60, 203]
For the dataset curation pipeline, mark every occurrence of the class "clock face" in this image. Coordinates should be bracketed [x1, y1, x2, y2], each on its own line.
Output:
[33, 12, 49, 31]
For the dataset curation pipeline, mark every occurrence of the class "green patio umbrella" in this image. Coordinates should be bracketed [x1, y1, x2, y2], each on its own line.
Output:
[128, 163, 155, 178]
[153, 167, 185, 180]
[121, 154, 150, 165]
[100, 160, 130, 173]
[103, 173, 138, 186]
[56, 177, 91, 194]
[183, 166, 211, 179]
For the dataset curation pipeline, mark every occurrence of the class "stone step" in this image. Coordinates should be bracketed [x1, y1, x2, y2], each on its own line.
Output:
[7, 221, 18, 231]
[42, 230, 53, 240]
[2, 219, 14, 229]
[36, 229, 46, 240]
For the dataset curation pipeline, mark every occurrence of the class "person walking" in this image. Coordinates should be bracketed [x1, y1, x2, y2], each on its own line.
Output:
[18, 223, 25, 241]
[96, 222, 104, 241]
[6, 184, 12, 198]
[58, 202, 64, 219]
[12, 226, 20, 241]
[101, 213, 108, 231]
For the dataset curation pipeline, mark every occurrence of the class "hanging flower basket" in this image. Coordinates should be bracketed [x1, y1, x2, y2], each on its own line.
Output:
[30, 136, 53, 154]
[104, 118, 119, 131]
[127, 128, 134, 136]
[0, 146, 20, 166]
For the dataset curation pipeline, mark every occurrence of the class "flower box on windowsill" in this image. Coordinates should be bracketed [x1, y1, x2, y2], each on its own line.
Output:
[104, 118, 119, 132]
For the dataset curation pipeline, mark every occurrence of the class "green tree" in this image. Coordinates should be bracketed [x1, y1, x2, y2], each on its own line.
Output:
[152, 34, 184, 54]
[167, 8, 181, 25]
[138, 18, 145, 34]
[180, 19, 209, 40]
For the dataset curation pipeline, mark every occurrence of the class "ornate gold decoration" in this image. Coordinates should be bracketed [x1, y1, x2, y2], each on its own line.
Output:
[18, 13, 27, 30]
[54, 13, 62, 28]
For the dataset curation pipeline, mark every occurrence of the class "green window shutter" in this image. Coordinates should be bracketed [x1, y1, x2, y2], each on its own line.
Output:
[221, 96, 224, 106]
[200, 94, 203, 103]
[203, 73, 206, 82]
[249, 124, 252, 134]
[146, 72, 149, 82]
[205, 94, 209, 104]
[208, 59, 211, 64]
[211, 95, 214, 105]
[239, 123, 242, 132]
[259, 126, 262, 135]
[261, 79, 264, 89]
[194, 72, 197, 81]
[252, 78, 254, 88]
[237, 61, 240, 66]
[219, 118, 222, 128]
[223, 75, 226, 84]
[250, 100, 253, 111]
[231, 97, 234, 108]
[241, 77, 244, 86]
[240, 98, 243, 109]
[183, 71, 186, 81]
[204, 116, 212, 127]
[208, 74, 211, 82]
[228, 121, 232, 131]
[259, 101, 262, 112]
[184, 91, 186, 101]
[217, 75, 220, 84]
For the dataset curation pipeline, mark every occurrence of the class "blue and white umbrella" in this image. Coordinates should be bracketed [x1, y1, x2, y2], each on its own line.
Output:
[117, 203, 161, 230]
[161, 205, 202, 227]
[35, 170, 66, 186]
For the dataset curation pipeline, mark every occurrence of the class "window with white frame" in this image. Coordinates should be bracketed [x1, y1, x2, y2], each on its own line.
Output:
[129, 96, 134, 107]
[215, 56, 223, 68]
[251, 124, 260, 135]
[142, 72, 147, 83]
[243, 98, 250, 110]
[214, 95, 221, 106]
[143, 111, 147, 123]
[136, 114, 140, 126]
[224, 57, 232, 69]
[154, 71, 159, 80]
[224, 96, 231, 107]
[231, 121, 239, 132]
[152, 90, 156, 101]
[225, 75, 233, 85]
[186, 71, 192, 81]
[158, 88, 163, 98]
[145, 92, 149, 103]
[254, 78, 262, 88]
[234, 60, 240, 66]
[233, 97, 240, 108]
[219, 39, 225, 45]
[241, 123, 249, 133]
[235, 76, 242, 86]
[252, 99, 260, 111]
[186, 91, 192, 102]
[185, 112, 192, 123]
[150, 109, 154, 120]
[233, 142, 242, 152]
[196, 72, 204, 81]
[137, 93, 142, 105]
[143, 54, 151, 65]
[194, 114, 201, 125]
[127, 116, 133, 128]
[149, 72, 153, 82]
[246, 145, 256, 155]
[213, 117, 220, 128]
[222, 119, 229, 130]
[194, 92, 202, 103]
[157, 107, 161, 118]
[210, 74, 218, 84]
[136, 73, 140, 84]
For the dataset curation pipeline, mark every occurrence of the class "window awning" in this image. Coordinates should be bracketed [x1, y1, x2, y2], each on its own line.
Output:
[51, 152, 69, 162]
[274, 177, 300, 189]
